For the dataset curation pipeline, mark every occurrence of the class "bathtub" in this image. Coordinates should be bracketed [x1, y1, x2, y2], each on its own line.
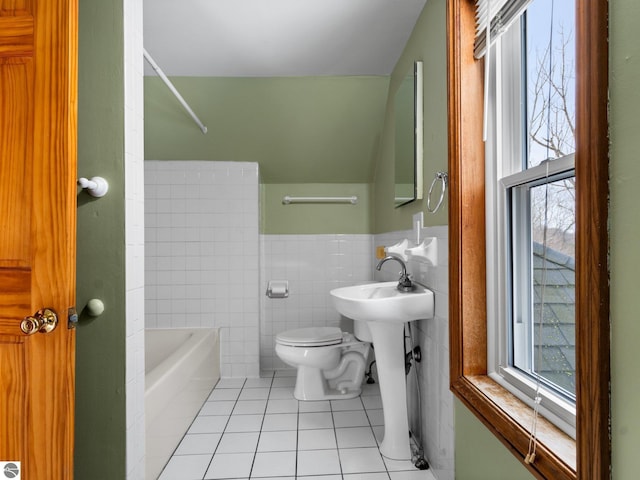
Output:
[145, 328, 220, 480]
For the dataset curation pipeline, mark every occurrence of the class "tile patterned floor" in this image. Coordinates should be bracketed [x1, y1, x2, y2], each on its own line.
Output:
[157, 371, 436, 480]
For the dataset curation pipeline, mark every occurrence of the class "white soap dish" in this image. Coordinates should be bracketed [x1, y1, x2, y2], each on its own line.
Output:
[405, 237, 437, 265]
[385, 239, 410, 261]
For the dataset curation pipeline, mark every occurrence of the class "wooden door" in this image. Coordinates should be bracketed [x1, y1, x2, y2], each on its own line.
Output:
[0, 0, 77, 479]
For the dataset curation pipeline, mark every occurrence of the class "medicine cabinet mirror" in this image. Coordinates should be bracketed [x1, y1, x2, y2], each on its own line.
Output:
[394, 61, 423, 208]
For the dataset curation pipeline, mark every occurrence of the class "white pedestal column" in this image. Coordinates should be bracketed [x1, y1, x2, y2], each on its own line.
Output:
[367, 320, 411, 460]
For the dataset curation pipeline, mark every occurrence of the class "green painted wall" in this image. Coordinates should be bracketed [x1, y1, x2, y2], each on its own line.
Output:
[75, 1, 127, 478]
[454, 401, 535, 479]
[609, 0, 640, 476]
[144, 76, 388, 184]
[371, 0, 449, 233]
[262, 184, 371, 234]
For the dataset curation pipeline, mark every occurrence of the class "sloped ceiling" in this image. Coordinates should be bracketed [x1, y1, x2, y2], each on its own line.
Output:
[143, 0, 427, 183]
[143, 0, 427, 76]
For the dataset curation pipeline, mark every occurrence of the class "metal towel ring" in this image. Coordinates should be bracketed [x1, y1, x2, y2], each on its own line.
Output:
[427, 171, 448, 213]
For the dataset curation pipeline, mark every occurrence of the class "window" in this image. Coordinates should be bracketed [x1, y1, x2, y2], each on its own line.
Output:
[486, 0, 578, 437]
[447, 0, 609, 478]
[508, 168, 576, 400]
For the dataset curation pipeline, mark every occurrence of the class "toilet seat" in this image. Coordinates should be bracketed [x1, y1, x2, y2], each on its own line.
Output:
[275, 327, 343, 347]
[275, 326, 370, 401]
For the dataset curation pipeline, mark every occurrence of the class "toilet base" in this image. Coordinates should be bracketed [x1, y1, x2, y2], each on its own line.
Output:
[293, 365, 362, 401]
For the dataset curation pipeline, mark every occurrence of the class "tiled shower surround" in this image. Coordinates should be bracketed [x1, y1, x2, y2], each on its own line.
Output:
[144, 160, 452, 479]
[145, 161, 260, 377]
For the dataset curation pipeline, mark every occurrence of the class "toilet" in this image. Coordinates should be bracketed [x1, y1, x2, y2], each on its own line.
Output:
[275, 324, 371, 401]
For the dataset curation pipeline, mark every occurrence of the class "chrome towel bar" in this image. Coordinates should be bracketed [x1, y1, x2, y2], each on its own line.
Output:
[282, 195, 358, 205]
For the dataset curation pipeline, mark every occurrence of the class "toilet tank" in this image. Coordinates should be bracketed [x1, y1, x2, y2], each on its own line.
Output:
[353, 319, 373, 342]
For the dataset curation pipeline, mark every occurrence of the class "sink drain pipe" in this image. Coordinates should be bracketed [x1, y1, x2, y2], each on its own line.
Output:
[406, 321, 430, 470]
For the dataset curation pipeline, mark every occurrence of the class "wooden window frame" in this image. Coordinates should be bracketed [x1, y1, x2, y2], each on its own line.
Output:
[446, 1, 610, 479]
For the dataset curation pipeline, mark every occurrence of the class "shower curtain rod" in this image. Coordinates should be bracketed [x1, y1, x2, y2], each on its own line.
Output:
[143, 48, 208, 134]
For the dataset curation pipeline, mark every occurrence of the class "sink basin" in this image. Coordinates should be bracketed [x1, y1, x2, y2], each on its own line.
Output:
[330, 281, 434, 323]
[329, 281, 435, 461]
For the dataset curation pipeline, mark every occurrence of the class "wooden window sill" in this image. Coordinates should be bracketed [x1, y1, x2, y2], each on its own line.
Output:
[456, 375, 576, 476]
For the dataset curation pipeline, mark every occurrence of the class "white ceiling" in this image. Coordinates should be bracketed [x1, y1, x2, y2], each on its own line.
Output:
[143, 0, 428, 77]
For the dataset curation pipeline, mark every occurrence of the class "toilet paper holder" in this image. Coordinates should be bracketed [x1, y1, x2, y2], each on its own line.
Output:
[266, 280, 289, 299]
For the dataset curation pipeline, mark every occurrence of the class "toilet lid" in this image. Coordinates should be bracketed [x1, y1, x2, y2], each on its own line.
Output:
[276, 327, 343, 347]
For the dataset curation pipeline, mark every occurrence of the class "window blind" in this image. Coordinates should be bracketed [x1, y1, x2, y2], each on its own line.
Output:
[474, 0, 533, 58]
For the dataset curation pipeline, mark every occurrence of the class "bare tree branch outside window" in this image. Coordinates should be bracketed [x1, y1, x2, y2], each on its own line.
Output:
[527, 20, 576, 257]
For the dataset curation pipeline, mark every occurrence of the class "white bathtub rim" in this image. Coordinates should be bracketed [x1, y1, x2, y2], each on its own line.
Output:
[145, 327, 218, 401]
[145, 327, 220, 480]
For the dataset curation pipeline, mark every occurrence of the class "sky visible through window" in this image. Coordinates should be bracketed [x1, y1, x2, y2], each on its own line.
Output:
[526, 0, 576, 251]
[523, 0, 576, 398]
[526, 0, 576, 167]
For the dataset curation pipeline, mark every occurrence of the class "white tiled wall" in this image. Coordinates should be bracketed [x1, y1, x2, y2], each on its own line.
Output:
[374, 227, 453, 480]
[259, 234, 374, 370]
[124, 0, 145, 478]
[145, 161, 260, 378]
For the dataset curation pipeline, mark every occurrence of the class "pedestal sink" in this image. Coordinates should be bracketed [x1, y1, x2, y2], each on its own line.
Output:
[330, 281, 434, 460]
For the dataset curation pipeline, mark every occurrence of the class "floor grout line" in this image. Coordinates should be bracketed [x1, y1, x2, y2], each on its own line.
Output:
[248, 371, 275, 478]
[203, 377, 246, 479]
[157, 375, 435, 480]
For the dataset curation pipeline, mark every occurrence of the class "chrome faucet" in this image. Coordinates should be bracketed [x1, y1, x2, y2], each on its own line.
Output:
[376, 255, 415, 292]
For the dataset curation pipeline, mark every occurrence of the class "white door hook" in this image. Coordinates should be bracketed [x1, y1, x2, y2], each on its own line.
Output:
[78, 176, 109, 197]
